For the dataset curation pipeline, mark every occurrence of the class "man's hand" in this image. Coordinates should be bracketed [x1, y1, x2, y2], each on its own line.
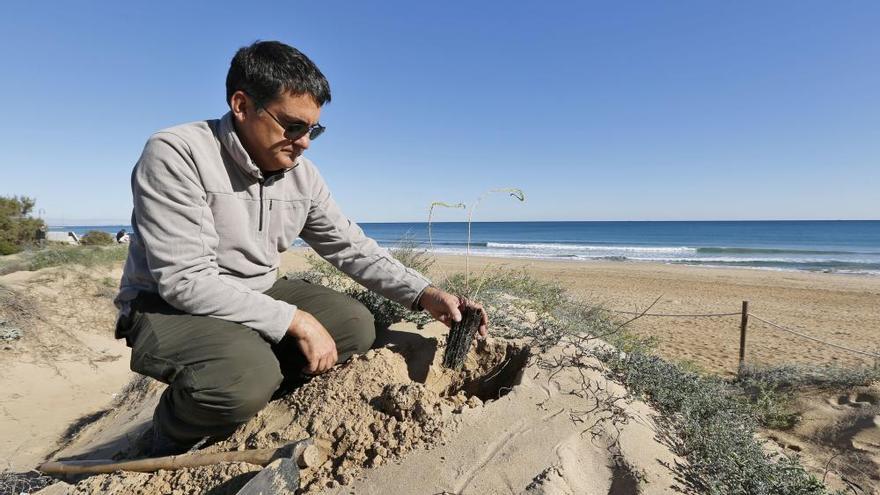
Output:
[288, 310, 338, 375]
[418, 286, 490, 338]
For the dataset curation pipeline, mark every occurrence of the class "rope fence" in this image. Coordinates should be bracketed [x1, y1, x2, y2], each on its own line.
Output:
[606, 301, 880, 363]
[608, 310, 740, 318]
[747, 313, 880, 360]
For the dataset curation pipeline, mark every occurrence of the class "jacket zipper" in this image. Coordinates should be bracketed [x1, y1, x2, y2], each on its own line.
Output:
[258, 181, 264, 232]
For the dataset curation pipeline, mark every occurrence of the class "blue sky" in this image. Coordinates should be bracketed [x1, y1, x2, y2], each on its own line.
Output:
[0, 1, 877, 224]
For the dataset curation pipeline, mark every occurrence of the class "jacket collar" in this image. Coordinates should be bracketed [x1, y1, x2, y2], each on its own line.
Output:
[217, 111, 300, 182]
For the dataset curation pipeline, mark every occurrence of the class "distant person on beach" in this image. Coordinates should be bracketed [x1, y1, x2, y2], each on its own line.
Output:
[114, 40, 489, 456]
[36, 225, 47, 247]
[115, 228, 129, 244]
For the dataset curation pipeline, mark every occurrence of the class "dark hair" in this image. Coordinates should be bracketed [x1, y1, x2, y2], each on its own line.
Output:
[226, 41, 331, 107]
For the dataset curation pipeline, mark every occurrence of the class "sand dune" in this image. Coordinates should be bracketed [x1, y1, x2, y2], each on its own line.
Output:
[3, 251, 879, 493]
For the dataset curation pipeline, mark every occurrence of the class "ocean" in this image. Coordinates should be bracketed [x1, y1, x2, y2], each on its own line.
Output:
[53, 220, 880, 275]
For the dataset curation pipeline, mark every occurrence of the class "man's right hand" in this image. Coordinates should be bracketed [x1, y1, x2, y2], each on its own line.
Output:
[288, 310, 338, 375]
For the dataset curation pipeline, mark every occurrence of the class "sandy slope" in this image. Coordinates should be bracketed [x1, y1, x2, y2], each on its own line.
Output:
[759, 386, 880, 493]
[335, 326, 679, 495]
[3, 251, 878, 493]
[0, 267, 135, 472]
[47, 322, 682, 494]
[281, 249, 880, 492]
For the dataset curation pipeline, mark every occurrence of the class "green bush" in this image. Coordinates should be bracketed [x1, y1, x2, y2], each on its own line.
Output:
[597, 350, 827, 494]
[0, 239, 20, 256]
[0, 195, 46, 255]
[80, 230, 115, 246]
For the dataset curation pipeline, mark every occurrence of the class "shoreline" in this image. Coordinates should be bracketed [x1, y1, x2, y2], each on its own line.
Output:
[44, 220, 880, 277]
[304, 241, 880, 277]
[282, 246, 880, 287]
[424, 250, 880, 277]
[282, 249, 880, 375]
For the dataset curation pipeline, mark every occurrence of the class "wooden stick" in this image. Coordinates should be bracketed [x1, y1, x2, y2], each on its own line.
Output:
[37, 440, 326, 476]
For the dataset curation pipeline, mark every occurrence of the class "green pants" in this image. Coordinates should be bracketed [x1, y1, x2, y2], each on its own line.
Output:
[116, 277, 375, 443]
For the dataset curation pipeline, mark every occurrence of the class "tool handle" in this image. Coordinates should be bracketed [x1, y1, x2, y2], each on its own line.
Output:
[38, 441, 325, 475]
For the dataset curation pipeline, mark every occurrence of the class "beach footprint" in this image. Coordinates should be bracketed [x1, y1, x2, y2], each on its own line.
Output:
[833, 391, 878, 408]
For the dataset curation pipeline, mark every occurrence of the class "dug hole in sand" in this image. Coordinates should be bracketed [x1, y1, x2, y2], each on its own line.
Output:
[48, 321, 681, 494]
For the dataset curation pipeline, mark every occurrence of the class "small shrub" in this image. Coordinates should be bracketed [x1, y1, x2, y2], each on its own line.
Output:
[733, 363, 880, 431]
[736, 363, 880, 391]
[26, 245, 129, 270]
[94, 276, 120, 299]
[597, 350, 827, 494]
[388, 236, 435, 275]
[749, 384, 801, 430]
[80, 230, 115, 246]
[0, 239, 20, 255]
[0, 471, 57, 495]
[444, 268, 565, 308]
[0, 324, 23, 341]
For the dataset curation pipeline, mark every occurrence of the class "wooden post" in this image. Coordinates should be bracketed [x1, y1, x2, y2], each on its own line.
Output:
[739, 300, 749, 368]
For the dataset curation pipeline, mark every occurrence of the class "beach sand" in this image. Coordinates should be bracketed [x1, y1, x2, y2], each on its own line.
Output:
[0, 266, 135, 473]
[3, 250, 878, 492]
[283, 249, 880, 375]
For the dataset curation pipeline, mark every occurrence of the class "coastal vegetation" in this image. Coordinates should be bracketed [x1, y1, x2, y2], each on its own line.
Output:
[1, 233, 875, 492]
[294, 239, 877, 493]
[449, 268, 876, 494]
[0, 195, 46, 255]
[0, 244, 129, 276]
[79, 230, 115, 246]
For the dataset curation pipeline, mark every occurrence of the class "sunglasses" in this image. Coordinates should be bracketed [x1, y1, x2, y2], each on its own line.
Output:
[261, 105, 326, 141]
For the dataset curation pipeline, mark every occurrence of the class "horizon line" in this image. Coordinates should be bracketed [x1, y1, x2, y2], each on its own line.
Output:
[46, 218, 880, 227]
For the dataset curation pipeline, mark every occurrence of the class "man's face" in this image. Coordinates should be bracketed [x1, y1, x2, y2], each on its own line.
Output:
[230, 90, 322, 173]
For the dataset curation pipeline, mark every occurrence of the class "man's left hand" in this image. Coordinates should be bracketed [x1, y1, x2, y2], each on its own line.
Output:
[418, 286, 489, 338]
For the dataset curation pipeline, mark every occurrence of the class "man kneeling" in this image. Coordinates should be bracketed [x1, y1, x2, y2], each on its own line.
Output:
[114, 40, 488, 455]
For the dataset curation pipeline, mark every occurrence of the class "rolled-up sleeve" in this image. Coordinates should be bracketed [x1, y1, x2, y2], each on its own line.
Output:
[298, 165, 432, 309]
[133, 132, 295, 342]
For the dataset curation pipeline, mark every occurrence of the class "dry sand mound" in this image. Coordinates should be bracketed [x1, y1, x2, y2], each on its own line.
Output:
[209, 339, 527, 492]
[335, 337, 681, 495]
[44, 324, 681, 494]
[52, 332, 535, 494]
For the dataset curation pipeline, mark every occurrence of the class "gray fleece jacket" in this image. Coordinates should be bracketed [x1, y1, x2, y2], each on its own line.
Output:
[114, 112, 432, 343]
